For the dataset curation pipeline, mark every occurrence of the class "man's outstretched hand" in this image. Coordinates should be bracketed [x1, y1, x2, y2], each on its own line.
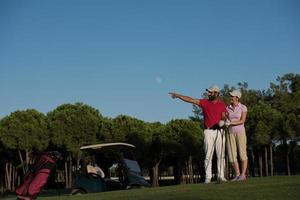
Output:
[169, 92, 178, 99]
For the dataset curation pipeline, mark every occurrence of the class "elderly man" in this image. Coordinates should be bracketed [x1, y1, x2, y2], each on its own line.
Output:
[169, 85, 227, 183]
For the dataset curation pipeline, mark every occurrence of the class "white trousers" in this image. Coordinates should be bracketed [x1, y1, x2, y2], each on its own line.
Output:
[204, 129, 226, 180]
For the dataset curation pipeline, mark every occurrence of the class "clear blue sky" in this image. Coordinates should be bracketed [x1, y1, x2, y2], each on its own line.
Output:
[0, 0, 299, 123]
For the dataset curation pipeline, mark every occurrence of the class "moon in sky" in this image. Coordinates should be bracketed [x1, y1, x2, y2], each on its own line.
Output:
[155, 76, 162, 84]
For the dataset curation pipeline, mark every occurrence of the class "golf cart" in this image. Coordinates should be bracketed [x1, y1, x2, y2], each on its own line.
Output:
[71, 142, 150, 194]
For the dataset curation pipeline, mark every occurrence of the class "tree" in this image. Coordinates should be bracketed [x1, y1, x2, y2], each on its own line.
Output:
[99, 117, 121, 142]
[145, 122, 168, 187]
[0, 109, 48, 191]
[110, 115, 151, 167]
[269, 73, 300, 175]
[247, 100, 282, 177]
[166, 119, 203, 184]
[47, 103, 103, 188]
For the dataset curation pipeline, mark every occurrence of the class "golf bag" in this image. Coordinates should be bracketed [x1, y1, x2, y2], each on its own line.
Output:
[16, 151, 61, 200]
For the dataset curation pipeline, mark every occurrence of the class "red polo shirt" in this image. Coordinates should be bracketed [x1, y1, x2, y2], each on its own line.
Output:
[199, 99, 227, 129]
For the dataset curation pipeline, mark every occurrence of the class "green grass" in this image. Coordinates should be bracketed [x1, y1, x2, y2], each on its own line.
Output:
[3, 176, 300, 200]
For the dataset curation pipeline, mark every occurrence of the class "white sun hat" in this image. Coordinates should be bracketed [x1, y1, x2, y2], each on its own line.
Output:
[206, 85, 220, 93]
[230, 90, 242, 98]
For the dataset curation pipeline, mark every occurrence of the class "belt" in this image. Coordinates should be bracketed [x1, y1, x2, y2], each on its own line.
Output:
[205, 124, 222, 130]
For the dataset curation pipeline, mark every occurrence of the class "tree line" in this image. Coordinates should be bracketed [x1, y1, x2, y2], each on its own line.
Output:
[0, 73, 299, 194]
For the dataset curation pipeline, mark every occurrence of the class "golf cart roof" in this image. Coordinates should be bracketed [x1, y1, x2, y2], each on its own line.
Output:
[80, 142, 135, 150]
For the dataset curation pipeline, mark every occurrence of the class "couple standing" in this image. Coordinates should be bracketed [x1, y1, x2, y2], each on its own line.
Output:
[169, 85, 247, 183]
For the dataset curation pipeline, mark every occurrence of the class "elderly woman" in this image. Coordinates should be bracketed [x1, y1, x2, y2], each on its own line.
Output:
[226, 90, 248, 181]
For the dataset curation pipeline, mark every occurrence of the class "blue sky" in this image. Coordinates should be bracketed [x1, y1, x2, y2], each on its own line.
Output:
[0, 0, 299, 123]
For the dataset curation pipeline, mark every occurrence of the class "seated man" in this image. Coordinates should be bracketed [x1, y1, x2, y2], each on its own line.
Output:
[86, 164, 105, 178]
[95, 164, 105, 178]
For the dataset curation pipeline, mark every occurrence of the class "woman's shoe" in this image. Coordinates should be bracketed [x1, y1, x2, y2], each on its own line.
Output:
[231, 176, 240, 182]
[237, 174, 246, 181]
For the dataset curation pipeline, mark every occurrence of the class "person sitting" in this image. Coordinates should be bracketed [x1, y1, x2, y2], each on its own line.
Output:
[95, 164, 105, 178]
[86, 163, 105, 179]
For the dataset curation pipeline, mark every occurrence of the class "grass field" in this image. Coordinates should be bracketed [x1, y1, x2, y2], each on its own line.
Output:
[2, 175, 300, 200]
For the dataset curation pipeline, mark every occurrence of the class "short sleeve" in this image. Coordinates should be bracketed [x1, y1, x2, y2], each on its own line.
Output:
[221, 101, 227, 112]
[199, 99, 204, 107]
[241, 104, 248, 112]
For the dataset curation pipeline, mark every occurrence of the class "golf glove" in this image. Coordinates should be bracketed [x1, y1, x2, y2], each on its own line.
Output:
[218, 120, 225, 127]
[225, 120, 231, 127]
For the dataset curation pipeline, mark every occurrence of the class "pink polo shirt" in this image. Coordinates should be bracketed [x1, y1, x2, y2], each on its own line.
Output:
[227, 103, 247, 134]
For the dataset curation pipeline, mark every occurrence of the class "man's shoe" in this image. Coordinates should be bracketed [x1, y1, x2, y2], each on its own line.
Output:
[204, 178, 211, 184]
[217, 177, 227, 182]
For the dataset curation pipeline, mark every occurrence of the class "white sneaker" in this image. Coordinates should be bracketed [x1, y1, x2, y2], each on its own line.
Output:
[217, 177, 227, 182]
[204, 178, 211, 184]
